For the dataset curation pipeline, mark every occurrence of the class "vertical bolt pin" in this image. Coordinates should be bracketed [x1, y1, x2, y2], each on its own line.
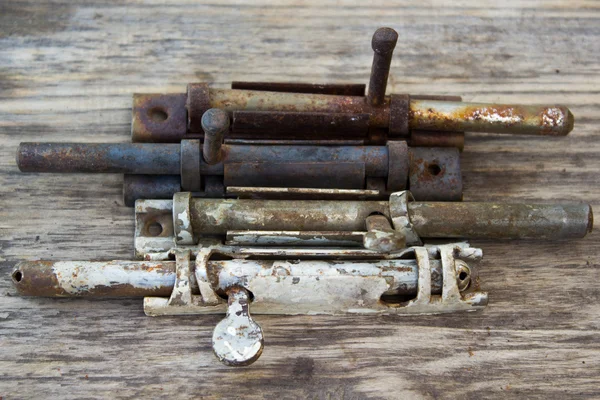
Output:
[367, 27, 399, 107]
[201, 108, 229, 165]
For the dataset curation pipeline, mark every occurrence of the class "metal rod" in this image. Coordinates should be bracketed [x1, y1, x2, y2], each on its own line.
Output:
[367, 27, 398, 107]
[407, 202, 593, 239]
[12, 261, 178, 297]
[187, 196, 593, 240]
[209, 89, 575, 135]
[17, 143, 181, 174]
[190, 199, 391, 234]
[209, 88, 387, 123]
[12, 259, 443, 298]
[16, 143, 389, 176]
[123, 175, 181, 207]
[410, 100, 574, 136]
[201, 108, 229, 164]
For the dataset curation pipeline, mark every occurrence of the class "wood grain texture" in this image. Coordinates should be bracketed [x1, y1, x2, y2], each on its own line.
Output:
[0, 0, 599, 398]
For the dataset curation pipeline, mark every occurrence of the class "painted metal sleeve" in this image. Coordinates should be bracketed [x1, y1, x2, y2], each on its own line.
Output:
[12, 261, 178, 297]
[12, 259, 444, 298]
[202, 259, 443, 297]
[408, 202, 593, 240]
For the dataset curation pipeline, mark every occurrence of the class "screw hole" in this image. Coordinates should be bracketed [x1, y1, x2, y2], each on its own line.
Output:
[147, 222, 163, 237]
[148, 107, 168, 122]
[12, 270, 22, 283]
[427, 163, 442, 176]
[459, 271, 468, 280]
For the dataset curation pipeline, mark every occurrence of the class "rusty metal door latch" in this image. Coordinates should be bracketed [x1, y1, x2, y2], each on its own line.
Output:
[131, 28, 574, 145]
[12, 191, 592, 366]
[13, 244, 485, 367]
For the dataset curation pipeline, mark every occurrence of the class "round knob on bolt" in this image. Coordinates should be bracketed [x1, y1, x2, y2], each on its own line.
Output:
[371, 27, 399, 55]
[201, 108, 230, 165]
[212, 286, 264, 367]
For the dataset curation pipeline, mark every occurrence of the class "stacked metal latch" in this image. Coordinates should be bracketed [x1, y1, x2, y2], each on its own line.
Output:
[13, 28, 592, 366]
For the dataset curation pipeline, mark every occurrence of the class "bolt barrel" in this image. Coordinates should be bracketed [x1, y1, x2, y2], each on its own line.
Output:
[191, 199, 391, 234]
[209, 89, 575, 135]
[187, 197, 592, 240]
[11, 261, 177, 297]
[12, 259, 442, 298]
[16, 143, 389, 176]
[17, 143, 182, 174]
[408, 202, 593, 240]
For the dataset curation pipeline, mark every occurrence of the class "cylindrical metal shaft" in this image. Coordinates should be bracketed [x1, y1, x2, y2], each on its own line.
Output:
[12, 261, 177, 297]
[209, 88, 388, 125]
[17, 143, 388, 176]
[201, 108, 229, 164]
[205, 89, 575, 135]
[410, 101, 574, 136]
[12, 259, 443, 298]
[191, 199, 391, 234]
[368, 27, 398, 107]
[188, 197, 592, 240]
[407, 202, 593, 239]
[17, 143, 181, 174]
[123, 175, 181, 207]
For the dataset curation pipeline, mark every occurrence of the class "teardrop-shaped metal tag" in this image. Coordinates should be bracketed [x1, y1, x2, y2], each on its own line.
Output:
[212, 286, 264, 366]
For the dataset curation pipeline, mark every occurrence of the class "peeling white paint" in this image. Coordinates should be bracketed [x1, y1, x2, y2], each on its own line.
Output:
[52, 261, 175, 295]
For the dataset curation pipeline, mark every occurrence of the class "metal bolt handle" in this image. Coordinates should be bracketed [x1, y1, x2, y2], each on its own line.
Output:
[201, 108, 229, 165]
[212, 286, 264, 366]
[367, 27, 398, 107]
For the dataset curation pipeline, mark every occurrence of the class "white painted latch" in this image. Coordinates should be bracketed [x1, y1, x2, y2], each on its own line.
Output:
[143, 243, 487, 366]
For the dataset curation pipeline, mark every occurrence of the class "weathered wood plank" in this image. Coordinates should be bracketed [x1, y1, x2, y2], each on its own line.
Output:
[0, 0, 599, 398]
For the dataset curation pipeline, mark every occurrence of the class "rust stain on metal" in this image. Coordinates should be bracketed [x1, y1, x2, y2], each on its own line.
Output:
[409, 101, 574, 135]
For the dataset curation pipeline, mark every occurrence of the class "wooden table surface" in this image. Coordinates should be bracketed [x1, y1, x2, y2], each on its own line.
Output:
[1, 1, 599, 398]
